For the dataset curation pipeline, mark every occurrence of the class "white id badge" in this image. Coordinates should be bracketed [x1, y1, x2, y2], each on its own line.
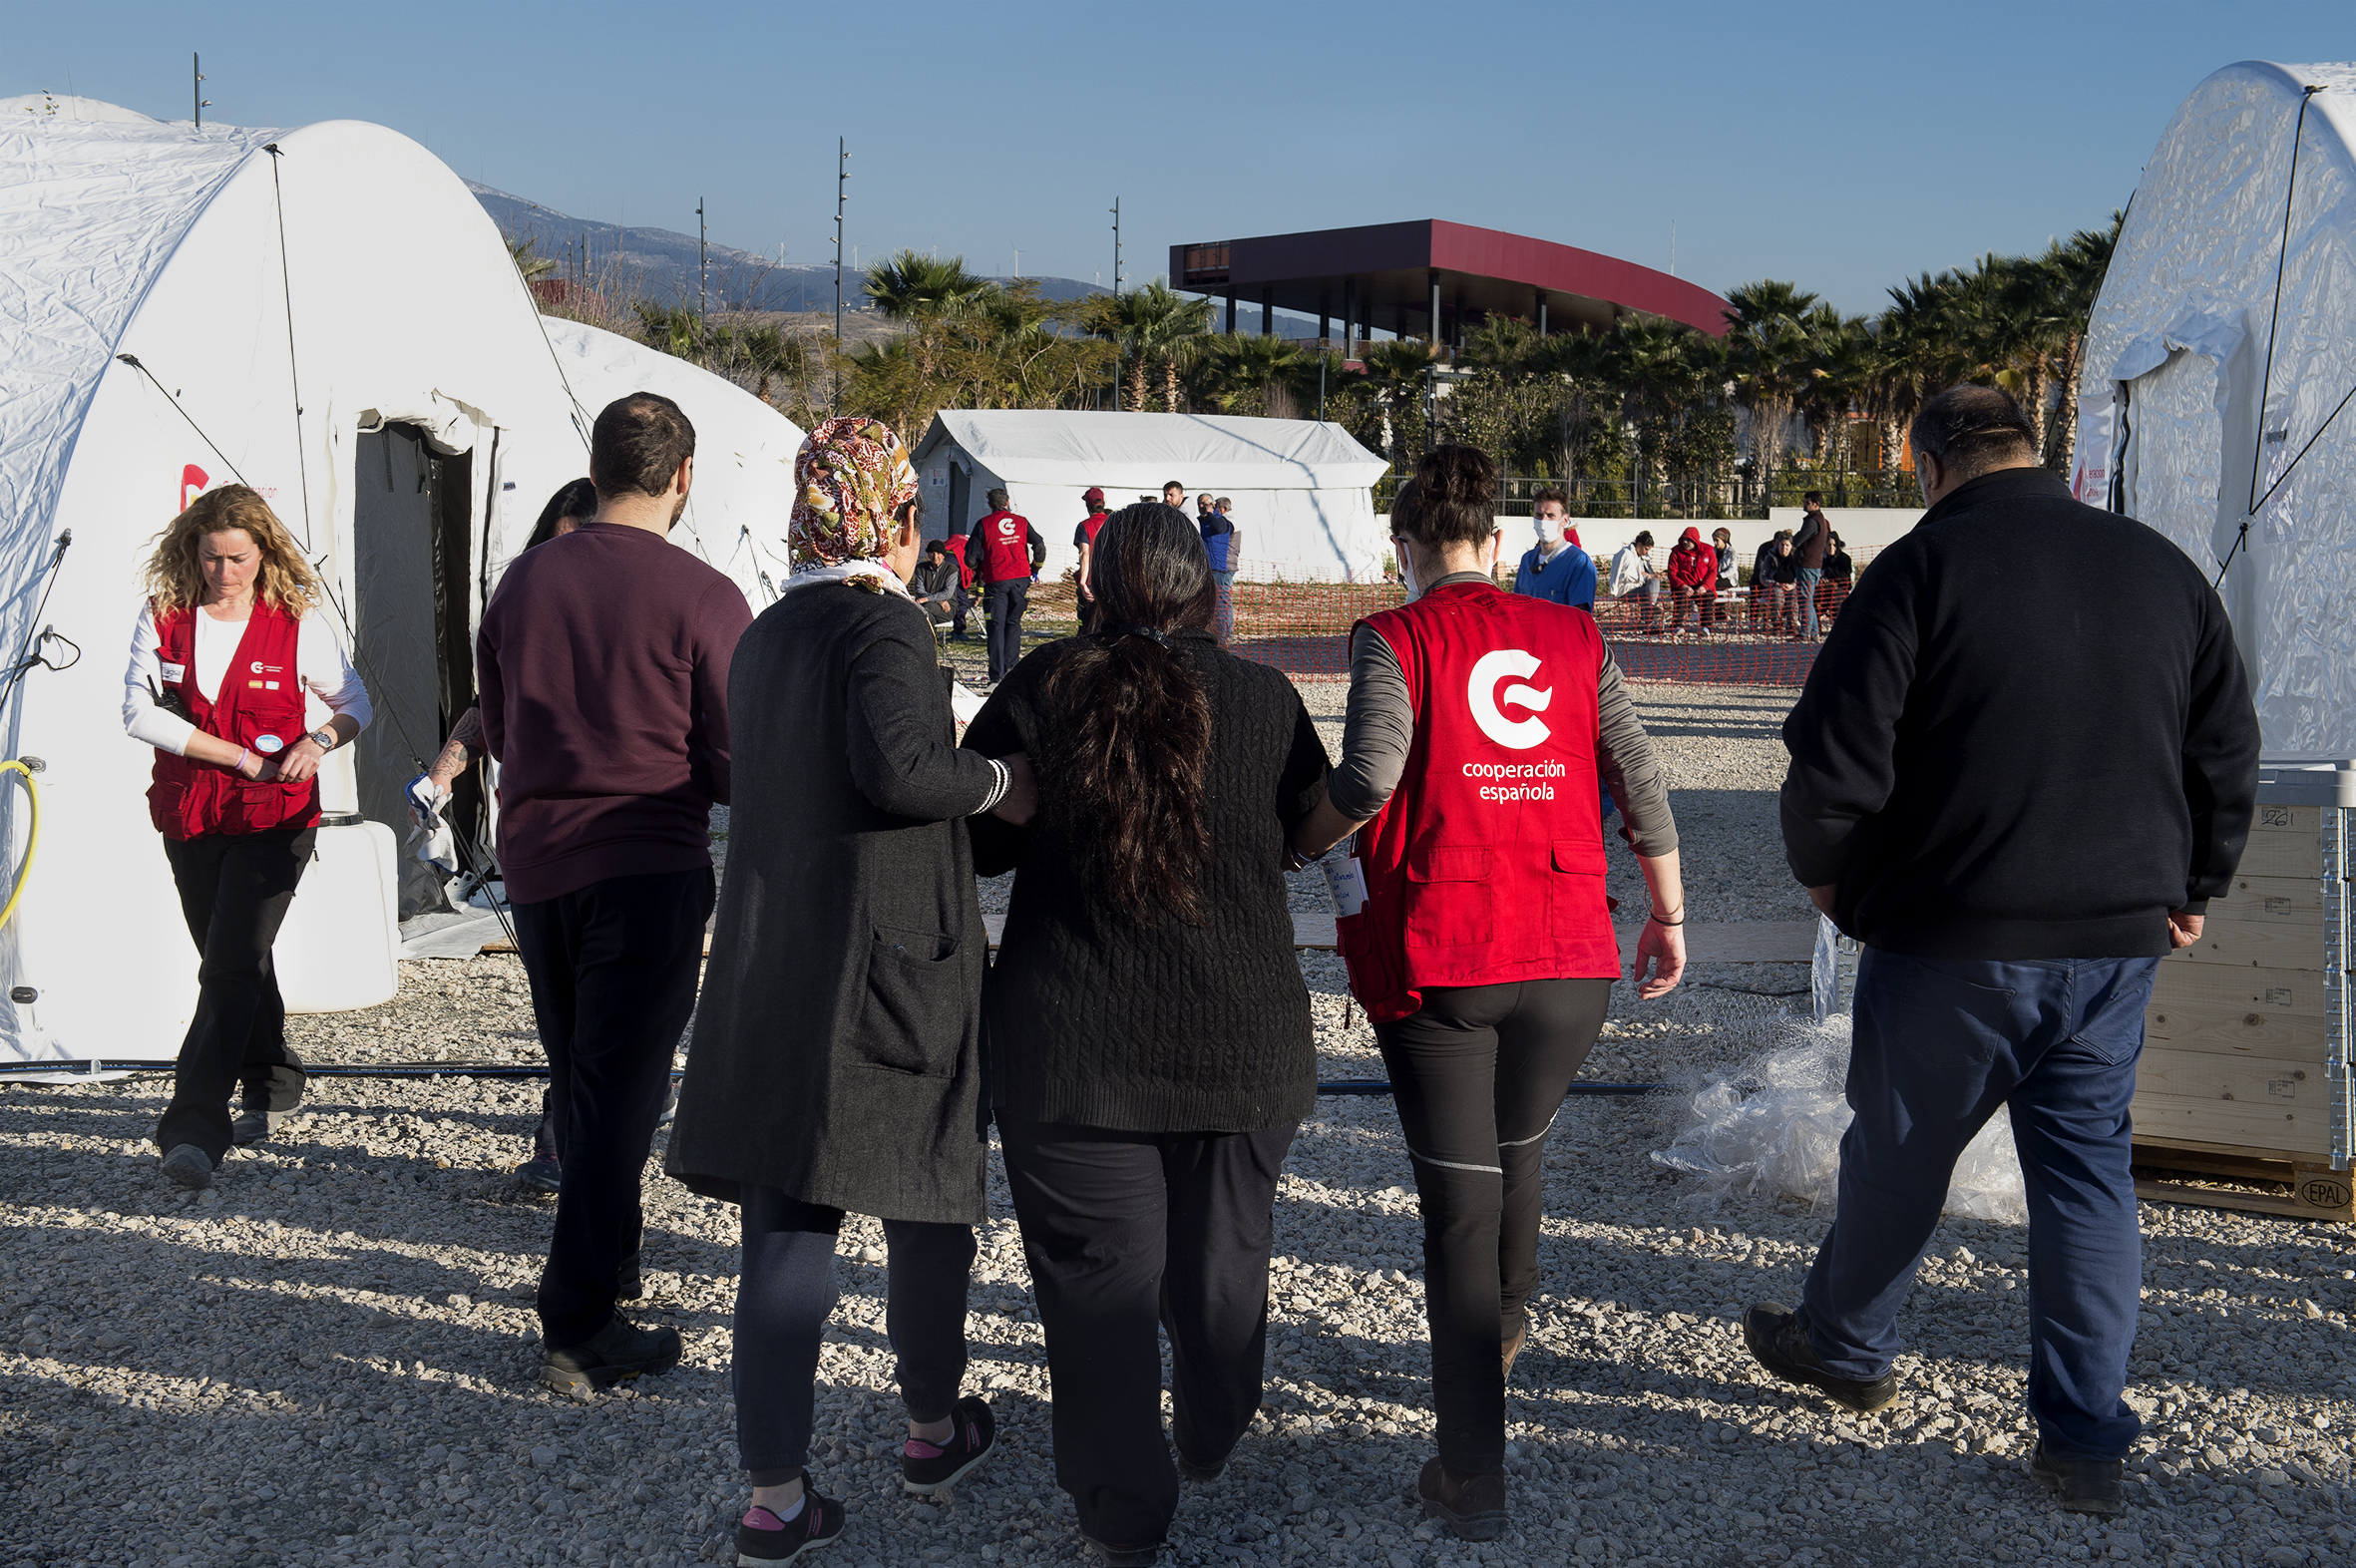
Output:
[159, 661, 187, 683]
[1322, 855, 1368, 919]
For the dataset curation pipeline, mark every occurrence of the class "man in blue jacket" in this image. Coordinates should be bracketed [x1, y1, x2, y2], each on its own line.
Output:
[1200, 496, 1240, 642]
[1511, 489, 1595, 610]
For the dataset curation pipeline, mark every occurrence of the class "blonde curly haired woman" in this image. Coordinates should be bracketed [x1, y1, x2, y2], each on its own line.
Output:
[122, 484, 371, 1190]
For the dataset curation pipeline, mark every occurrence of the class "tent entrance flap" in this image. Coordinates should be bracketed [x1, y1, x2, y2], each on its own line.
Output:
[351, 425, 477, 920]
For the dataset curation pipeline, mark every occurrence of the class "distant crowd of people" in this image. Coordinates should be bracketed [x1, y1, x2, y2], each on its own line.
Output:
[121, 384, 2260, 1561]
[1581, 493, 1854, 641]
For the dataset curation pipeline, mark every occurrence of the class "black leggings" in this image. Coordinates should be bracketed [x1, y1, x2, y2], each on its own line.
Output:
[1374, 977, 1613, 1474]
[733, 1185, 977, 1486]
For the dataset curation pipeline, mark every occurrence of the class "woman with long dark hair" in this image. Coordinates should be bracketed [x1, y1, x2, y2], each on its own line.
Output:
[1291, 445, 1687, 1541]
[964, 503, 1330, 1566]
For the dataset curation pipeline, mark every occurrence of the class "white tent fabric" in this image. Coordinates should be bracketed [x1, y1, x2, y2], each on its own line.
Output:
[0, 109, 794, 1066]
[2070, 60, 2356, 759]
[911, 411, 1389, 583]
[507, 319, 804, 608]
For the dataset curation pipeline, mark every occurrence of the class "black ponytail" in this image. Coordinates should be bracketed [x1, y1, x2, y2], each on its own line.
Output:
[1039, 504, 1216, 925]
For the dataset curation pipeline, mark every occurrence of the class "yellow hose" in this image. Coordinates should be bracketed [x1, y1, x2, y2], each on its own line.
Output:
[0, 759, 40, 932]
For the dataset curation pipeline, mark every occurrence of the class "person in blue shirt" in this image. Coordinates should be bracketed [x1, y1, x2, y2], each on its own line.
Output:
[1200, 496, 1240, 642]
[1511, 490, 1595, 610]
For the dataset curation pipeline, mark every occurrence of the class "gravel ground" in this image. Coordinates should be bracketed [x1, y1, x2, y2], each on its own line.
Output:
[5, 680, 2354, 1568]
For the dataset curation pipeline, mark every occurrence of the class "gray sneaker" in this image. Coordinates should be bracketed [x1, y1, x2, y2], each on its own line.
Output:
[231, 1109, 285, 1146]
[161, 1144, 214, 1190]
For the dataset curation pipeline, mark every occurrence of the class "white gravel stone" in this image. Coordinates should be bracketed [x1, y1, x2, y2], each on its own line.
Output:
[5, 681, 2352, 1567]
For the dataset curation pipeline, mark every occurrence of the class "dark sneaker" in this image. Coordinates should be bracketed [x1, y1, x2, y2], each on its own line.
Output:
[161, 1144, 214, 1191]
[231, 1109, 285, 1146]
[1742, 1302, 1896, 1413]
[1416, 1456, 1507, 1541]
[735, 1486, 844, 1564]
[538, 1314, 681, 1396]
[1079, 1533, 1162, 1567]
[513, 1156, 562, 1195]
[902, 1395, 995, 1495]
[2031, 1442, 2127, 1516]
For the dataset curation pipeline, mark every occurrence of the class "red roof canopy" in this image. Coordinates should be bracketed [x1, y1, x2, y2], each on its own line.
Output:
[1170, 218, 1729, 339]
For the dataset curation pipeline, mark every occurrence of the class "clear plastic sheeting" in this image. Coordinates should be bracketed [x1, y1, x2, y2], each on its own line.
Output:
[2072, 59, 2356, 758]
[1650, 1013, 2030, 1226]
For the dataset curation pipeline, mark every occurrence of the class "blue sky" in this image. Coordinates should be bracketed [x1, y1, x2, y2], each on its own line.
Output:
[5, 0, 2347, 315]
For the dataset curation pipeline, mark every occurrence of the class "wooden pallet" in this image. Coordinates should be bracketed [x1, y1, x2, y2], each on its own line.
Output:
[2131, 1135, 2354, 1223]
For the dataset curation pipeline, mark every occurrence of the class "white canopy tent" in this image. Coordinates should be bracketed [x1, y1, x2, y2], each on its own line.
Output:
[2069, 60, 2356, 760]
[909, 411, 1389, 583]
[0, 106, 792, 1068]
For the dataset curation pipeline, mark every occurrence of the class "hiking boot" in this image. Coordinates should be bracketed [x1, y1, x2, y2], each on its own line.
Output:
[1416, 1457, 1507, 1541]
[734, 1484, 844, 1564]
[902, 1395, 995, 1495]
[1079, 1533, 1162, 1567]
[538, 1314, 681, 1396]
[513, 1155, 562, 1195]
[231, 1109, 285, 1146]
[161, 1144, 214, 1191]
[1742, 1302, 1896, 1413]
[2031, 1442, 2127, 1516]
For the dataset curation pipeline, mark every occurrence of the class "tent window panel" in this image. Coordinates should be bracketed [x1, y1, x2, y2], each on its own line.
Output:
[2122, 348, 2224, 574]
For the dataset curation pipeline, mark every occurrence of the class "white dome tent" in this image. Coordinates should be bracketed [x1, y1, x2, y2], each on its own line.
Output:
[0, 106, 796, 1070]
[2069, 60, 2356, 760]
[910, 410, 1389, 583]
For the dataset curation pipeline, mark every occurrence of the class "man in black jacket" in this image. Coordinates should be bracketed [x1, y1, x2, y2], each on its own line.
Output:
[1745, 386, 2259, 1518]
[910, 538, 968, 636]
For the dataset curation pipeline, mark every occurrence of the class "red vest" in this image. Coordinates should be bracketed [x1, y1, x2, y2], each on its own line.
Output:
[977, 510, 1033, 583]
[147, 600, 322, 841]
[1336, 582, 1619, 1022]
[1080, 510, 1108, 548]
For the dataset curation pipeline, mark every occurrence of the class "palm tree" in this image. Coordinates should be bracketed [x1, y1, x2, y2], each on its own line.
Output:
[1722, 280, 1821, 495]
[1086, 282, 1213, 411]
[863, 249, 995, 319]
[507, 233, 556, 283]
[1196, 333, 1308, 416]
[2035, 214, 2121, 469]
[1358, 338, 1439, 467]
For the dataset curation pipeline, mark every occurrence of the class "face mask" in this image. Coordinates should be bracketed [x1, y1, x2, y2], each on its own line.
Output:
[1395, 541, 1419, 599]
[1535, 517, 1564, 544]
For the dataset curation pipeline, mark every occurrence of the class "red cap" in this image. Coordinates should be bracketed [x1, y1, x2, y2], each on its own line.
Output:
[1082, 487, 1105, 505]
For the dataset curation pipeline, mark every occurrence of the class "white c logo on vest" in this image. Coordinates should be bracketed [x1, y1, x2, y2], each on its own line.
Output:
[1467, 649, 1552, 750]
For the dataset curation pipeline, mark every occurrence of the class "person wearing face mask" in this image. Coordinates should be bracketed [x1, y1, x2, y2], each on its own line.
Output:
[1511, 489, 1594, 611]
[1290, 445, 1687, 1543]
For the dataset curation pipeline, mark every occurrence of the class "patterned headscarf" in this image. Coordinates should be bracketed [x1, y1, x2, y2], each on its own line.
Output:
[788, 416, 920, 572]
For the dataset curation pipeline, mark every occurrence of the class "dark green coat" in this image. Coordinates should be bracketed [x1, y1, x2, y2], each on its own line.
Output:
[666, 580, 997, 1223]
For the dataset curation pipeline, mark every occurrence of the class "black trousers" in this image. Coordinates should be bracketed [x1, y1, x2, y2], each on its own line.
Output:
[156, 827, 314, 1161]
[983, 580, 1029, 682]
[514, 866, 714, 1348]
[732, 1185, 978, 1485]
[998, 1117, 1295, 1546]
[1374, 977, 1612, 1474]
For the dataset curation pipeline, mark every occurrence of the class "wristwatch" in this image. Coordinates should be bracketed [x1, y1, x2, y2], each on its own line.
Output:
[309, 727, 338, 751]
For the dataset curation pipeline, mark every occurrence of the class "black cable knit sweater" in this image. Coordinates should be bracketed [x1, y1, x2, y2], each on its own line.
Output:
[965, 630, 1332, 1132]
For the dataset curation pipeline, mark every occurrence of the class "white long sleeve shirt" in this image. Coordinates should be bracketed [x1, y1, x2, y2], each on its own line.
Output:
[121, 599, 372, 755]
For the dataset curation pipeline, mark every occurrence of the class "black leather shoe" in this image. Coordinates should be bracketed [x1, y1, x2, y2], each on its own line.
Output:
[2031, 1442, 2127, 1515]
[1742, 1301, 1896, 1413]
[539, 1314, 681, 1396]
[231, 1109, 285, 1146]
[161, 1144, 214, 1191]
[512, 1155, 562, 1194]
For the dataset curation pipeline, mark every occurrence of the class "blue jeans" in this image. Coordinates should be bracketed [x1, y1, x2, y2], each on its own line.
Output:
[1211, 569, 1237, 643]
[1796, 948, 2160, 1460]
[1795, 567, 1823, 638]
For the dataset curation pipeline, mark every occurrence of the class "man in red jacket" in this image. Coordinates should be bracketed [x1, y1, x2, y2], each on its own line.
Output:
[1072, 487, 1110, 634]
[1665, 526, 1718, 635]
[963, 489, 1044, 683]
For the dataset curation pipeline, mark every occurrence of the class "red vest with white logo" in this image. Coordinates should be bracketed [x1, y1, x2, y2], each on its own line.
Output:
[146, 600, 322, 841]
[977, 510, 1033, 583]
[1336, 582, 1618, 1023]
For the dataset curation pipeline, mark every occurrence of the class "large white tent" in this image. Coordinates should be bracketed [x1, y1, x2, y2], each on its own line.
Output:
[2069, 60, 2356, 760]
[910, 410, 1389, 583]
[0, 104, 799, 1068]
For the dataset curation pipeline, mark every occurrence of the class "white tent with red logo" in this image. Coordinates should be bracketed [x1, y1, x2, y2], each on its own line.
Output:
[0, 98, 797, 1069]
[2068, 60, 2356, 760]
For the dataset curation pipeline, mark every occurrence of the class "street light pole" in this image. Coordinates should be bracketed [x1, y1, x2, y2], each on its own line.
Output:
[833, 137, 848, 406]
[1110, 196, 1124, 412]
[193, 54, 210, 128]
[697, 196, 707, 316]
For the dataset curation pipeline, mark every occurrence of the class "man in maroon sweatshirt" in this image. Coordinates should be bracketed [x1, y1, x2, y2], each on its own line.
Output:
[477, 391, 753, 1393]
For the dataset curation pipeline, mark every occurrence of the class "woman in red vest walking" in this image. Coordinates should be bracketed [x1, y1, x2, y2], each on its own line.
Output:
[123, 486, 371, 1191]
[1292, 446, 1687, 1540]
